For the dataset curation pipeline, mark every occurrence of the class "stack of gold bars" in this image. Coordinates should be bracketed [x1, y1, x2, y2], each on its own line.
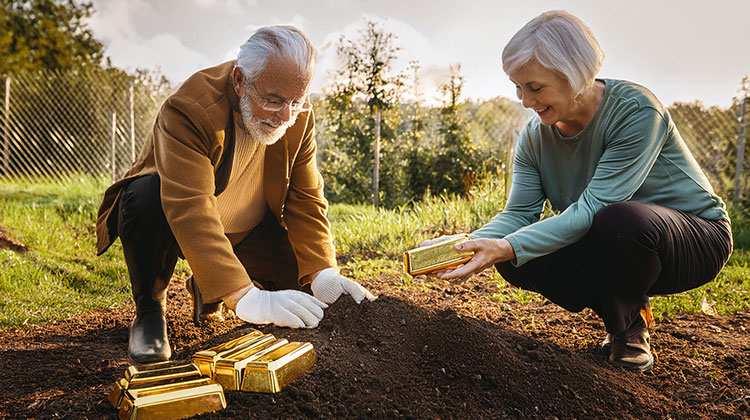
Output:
[109, 329, 316, 420]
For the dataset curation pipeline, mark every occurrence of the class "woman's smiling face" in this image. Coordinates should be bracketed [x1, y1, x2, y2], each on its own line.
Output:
[509, 59, 576, 128]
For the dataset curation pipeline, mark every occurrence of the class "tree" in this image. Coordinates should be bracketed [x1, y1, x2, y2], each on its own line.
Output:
[0, 0, 105, 74]
[329, 18, 404, 206]
[433, 64, 475, 196]
[402, 60, 434, 199]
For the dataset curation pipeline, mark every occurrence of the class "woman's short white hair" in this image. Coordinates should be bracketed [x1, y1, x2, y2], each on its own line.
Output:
[236, 26, 316, 84]
[502, 10, 604, 98]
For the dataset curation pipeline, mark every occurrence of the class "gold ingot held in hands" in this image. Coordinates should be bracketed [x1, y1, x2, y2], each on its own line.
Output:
[403, 234, 474, 275]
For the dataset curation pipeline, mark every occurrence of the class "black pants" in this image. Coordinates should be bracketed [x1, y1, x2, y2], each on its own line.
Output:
[495, 201, 733, 335]
[118, 174, 306, 302]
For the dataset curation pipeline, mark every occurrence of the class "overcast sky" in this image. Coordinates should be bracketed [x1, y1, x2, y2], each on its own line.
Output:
[88, 0, 750, 108]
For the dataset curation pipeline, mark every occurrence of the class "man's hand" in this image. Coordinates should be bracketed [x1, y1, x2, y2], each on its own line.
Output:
[311, 268, 377, 304]
[235, 287, 328, 328]
[438, 238, 516, 281]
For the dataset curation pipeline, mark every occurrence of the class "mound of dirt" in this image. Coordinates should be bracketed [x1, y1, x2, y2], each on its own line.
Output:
[0, 267, 748, 419]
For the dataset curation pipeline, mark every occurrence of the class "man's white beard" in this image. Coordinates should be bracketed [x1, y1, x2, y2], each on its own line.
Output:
[239, 93, 298, 146]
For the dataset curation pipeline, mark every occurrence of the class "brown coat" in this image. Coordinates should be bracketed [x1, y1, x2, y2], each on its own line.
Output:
[95, 61, 337, 302]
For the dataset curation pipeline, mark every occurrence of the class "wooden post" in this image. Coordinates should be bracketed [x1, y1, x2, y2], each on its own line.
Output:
[735, 97, 747, 203]
[373, 104, 381, 207]
[3, 77, 9, 175]
[504, 133, 516, 201]
[129, 83, 135, 164]
[111, 112, 117, 181]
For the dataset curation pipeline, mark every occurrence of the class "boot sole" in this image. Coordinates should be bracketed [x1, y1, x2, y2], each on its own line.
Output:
[609, 353, 654, 372]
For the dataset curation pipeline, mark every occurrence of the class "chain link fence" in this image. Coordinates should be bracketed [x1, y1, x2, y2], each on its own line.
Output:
[1, 70, 748, 202]
[1, 69, 169, 183]
[669, 98, 749, 202]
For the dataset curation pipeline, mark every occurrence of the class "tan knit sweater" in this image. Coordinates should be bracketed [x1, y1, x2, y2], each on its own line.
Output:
[216, 113, 267, 233]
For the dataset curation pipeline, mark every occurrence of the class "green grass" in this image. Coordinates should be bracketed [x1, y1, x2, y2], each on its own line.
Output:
[329, 176, 508, 258]
[650, 248, 750, 319]
[0, 176, 130, 326]
[1, 175, 749, 329]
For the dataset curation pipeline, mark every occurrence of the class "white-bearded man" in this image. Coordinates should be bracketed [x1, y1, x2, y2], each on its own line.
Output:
[96, 26, 375, 364]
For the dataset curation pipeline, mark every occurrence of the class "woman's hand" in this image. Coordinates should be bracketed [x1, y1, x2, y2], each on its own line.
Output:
[438, 238, 516, 280]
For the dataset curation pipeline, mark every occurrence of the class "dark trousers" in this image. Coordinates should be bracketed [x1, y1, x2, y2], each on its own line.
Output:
[118, 174, 305, 303]
[495, 201, 733, 335]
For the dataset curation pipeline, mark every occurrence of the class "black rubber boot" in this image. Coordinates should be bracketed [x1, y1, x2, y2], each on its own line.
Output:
[124, 239, 172, 363]
[128, 292, 171, 364]
[119, 174, 177, 364]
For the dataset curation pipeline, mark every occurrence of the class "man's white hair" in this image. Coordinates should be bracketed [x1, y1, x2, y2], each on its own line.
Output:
[236, 25, 316, 84]
[502, 10, 604, 98]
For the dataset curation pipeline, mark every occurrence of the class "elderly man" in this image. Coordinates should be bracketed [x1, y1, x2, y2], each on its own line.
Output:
[96, 26, 375, 364]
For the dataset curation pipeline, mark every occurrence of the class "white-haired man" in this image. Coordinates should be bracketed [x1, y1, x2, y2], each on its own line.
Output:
[96, 26, 375, 364]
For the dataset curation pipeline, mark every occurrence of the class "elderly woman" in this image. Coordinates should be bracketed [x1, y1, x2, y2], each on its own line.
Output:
[430, 10, 732, 372]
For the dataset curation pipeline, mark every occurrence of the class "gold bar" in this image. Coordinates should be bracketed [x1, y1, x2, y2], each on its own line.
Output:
[241, 341, 317, 393]
[125, 362, 203, 386]
[403, 234, 474, 275]
[191, 330, 266, 376]
[118, 377, 226, 420]
[109, 362, 203, 410]
[108, 378, 129, 409]
[213, 338, 289, 391]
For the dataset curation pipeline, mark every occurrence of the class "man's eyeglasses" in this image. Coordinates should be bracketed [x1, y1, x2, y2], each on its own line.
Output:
[248, 84, 312, 114]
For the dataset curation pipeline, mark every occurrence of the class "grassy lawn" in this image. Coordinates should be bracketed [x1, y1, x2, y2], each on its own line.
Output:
[1, 176, 748, 328]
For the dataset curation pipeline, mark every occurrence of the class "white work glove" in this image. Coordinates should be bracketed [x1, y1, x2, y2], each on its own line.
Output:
[311, 268, 377, 305]
[235, 287, 328, 329]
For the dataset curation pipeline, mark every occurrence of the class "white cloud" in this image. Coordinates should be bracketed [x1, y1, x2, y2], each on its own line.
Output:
[90, 0, 212, 82]
[192, 0, 257, 14]
[84, 0, 750, 108]
[125, 34, 213, 82]
[312, 14, 456, 105]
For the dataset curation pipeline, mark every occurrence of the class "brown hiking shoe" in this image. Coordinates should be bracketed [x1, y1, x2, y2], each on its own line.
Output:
[601, 300, 653, 355]
[607, 303, 654, 372]
[608, 323, 653, 372]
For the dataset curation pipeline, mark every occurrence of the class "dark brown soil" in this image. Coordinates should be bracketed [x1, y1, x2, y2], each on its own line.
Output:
[1, 263, 749, 419]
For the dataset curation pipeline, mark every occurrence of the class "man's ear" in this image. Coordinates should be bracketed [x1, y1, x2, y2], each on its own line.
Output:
[232, 66, 244, 97]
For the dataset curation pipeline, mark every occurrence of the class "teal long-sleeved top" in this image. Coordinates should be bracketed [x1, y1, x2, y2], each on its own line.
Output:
[471, 79, 728, 267]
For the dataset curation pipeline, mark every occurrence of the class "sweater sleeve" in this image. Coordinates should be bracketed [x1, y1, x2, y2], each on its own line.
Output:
[487, 105, 668, 266]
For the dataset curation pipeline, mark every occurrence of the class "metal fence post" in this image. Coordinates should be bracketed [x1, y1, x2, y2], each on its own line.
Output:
[130, 83, 135, 164]
[3, 77, 9, 175]
[735, 97, 747, 203]
[111, 112, 117, 182]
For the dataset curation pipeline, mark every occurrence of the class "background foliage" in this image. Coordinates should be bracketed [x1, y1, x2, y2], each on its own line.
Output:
[1, 1, 749, 329]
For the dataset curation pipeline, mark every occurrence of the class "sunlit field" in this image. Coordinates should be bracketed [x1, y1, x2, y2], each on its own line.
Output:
[1, 176, 748, 328]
